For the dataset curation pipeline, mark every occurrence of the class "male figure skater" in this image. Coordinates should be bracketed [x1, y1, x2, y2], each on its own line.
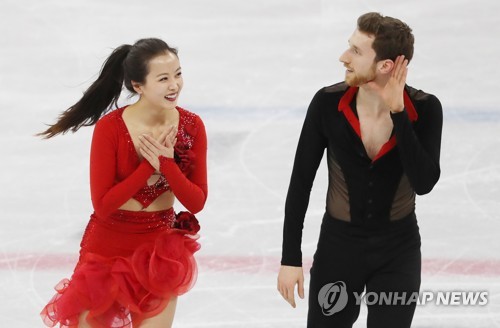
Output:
[277, 12, 442, 327]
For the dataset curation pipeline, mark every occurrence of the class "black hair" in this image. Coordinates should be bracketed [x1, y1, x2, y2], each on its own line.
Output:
[38, 38, 178, 138]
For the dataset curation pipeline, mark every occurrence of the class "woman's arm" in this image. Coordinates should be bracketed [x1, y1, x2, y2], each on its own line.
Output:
[90, 118, 155, 218]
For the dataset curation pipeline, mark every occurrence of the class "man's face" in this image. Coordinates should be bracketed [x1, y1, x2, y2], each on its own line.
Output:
[339, 29, 378, 86]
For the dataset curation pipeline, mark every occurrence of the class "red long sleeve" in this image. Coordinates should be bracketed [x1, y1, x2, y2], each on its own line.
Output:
[159, 116, 208, 214]
[89, 114, 156, 218]
[89, 107, 207, 218]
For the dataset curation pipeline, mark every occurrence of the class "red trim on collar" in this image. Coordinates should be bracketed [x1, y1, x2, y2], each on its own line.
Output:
[372, 136, 396, 162]
[338, 86, 419, 162]
[403, 91, 418, 122]
[338, 87, 361, 137]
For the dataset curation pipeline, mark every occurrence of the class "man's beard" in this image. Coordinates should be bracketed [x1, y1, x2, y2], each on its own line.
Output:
[345, 64, 376, 86]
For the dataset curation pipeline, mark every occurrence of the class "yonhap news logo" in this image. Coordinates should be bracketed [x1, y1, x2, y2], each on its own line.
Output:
[317, 281, 348, 315]
[352, 290, 488, 306]
[318, 281, 488, 316]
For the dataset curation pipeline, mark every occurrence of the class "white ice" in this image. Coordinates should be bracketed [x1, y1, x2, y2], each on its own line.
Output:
[1, 0, 500, 327]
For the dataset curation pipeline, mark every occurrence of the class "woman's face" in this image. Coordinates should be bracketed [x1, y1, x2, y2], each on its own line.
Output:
[134, 51, 183, 111]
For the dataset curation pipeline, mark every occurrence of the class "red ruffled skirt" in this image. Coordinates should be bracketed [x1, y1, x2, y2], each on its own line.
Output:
[40, 208, 200, 327]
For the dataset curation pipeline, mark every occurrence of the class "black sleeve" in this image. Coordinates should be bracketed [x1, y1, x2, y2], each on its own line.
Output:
[391, 94, 443, 195]
[281, 89, 328, 266]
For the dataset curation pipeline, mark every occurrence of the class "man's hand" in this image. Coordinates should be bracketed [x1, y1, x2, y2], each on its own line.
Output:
[367, 55, 408, 113]
[277, 265, 305, 308]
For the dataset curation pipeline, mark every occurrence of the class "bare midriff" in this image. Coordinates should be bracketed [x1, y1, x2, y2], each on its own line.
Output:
[118, 191, 175, 212]
[118, 173, 175, 211]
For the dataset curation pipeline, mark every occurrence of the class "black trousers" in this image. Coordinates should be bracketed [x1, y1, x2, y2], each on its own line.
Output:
[307, 213, 421, 328]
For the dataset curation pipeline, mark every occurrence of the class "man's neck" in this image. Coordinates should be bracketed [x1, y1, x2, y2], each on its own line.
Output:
[356, 81, 388, 117]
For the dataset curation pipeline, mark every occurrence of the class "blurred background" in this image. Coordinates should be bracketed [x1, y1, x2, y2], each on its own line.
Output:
[1, 0, 499, 326]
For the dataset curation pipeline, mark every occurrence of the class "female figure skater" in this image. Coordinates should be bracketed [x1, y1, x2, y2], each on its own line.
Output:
[38, 38, 207, 327]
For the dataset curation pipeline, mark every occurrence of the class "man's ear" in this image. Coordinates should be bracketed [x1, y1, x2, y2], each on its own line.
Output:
[131, 81, 143, 95]
[377, 59, 395, 74]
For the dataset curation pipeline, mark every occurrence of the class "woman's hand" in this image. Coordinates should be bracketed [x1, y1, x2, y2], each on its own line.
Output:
[139, 125, 178, 171]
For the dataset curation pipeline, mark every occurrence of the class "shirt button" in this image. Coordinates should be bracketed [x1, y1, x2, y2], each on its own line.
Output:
[367, 213, 373, 219]
[368, 181, 374, 187]
[368, 199, 373, 204]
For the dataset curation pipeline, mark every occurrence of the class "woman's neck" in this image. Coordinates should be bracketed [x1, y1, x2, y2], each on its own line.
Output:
[127, 100, 178, 127]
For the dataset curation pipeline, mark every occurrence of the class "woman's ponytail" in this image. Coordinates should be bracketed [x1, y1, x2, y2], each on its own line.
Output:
[38, 44, 132, 138]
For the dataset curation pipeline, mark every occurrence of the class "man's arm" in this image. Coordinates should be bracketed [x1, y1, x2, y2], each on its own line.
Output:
[278, 88, 328, 308]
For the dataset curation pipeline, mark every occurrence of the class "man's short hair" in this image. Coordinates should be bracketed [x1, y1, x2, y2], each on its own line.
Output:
[357, 12, 414, 63]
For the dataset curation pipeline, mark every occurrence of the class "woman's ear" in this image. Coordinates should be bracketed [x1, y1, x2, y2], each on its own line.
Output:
[131, 81, 143, 95]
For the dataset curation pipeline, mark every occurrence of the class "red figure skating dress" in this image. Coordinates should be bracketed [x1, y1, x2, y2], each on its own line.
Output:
[40, 106, 208, 327]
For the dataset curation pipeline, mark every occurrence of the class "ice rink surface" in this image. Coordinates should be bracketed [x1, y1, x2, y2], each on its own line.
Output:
[1, 0, 500, 326]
